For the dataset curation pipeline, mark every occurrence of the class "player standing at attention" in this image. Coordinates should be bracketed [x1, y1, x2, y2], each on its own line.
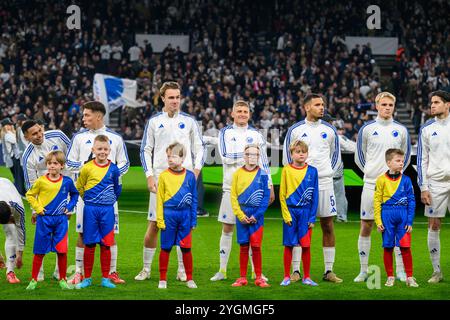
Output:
[25, 151, 79, 290]
[417, 90, 450, 284]
[280, 140, 319, 287]
[66, 101, 129, 285]
[157, 143, 198, 289]
[354, 92, 410, 283]
[283, 93, 342, 283]
[0, 178, 26, 284]
[374, 149, 418, 287]
[21, 119, 71, 281]
[230, 144, 270, 288]
[75, 135, 122, 289]
[137, 81, 205, 282]
[210, 100, 274, 282]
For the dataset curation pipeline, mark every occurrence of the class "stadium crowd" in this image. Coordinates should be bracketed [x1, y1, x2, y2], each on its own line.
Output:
[0, 0, 449, 144]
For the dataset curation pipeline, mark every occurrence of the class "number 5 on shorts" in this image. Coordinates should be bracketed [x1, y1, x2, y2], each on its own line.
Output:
[330, 195, 335, 207]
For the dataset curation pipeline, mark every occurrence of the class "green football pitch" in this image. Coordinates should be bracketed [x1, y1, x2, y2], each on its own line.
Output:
[0, 167, 449, 300]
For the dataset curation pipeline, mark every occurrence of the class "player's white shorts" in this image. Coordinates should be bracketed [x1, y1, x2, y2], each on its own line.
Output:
[218, 191, 236, 225]
[424, 184, 450, 218]
[360, 184, 375, 220]
[146, 175, 160, 222]
[147, 192, 157, 221]
[317, 188, 337, 218]
[76, 198, 120, 234]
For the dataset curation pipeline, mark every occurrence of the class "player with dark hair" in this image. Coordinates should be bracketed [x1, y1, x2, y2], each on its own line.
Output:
[66, 101, 129, 285]
[74, 135, 122, 289]
[283, 93, 342, 283]
[418, 90, 450, 284]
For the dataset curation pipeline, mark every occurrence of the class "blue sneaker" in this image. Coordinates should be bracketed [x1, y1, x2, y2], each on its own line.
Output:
[75, 278, 92, 289]
[302, 277, 318, 286]
[101, 277, 116, 289]
[280, 277, 291, 286]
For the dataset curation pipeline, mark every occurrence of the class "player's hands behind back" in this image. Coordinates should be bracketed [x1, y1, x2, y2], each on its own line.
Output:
[405, 225, 413, 233]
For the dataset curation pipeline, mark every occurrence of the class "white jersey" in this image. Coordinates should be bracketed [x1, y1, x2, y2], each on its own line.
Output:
[355, 117, 411, 186]
[0, 178, 26, 251]
[218, 124, 271, 192]
[22, 130, 71, 190]
[283, 119, 340, 189]
[141, 111, 205, 178]
[417, 115, 450, 191]
[66, 126, 129, 177]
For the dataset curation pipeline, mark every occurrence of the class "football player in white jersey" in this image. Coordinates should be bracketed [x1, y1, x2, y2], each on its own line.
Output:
[136, 81, 205, 281]
[210, 100, 274, 282]
[353, 92, 410, 283]
[283, 93, 342, 283]
[66, 101, 130, 285]
[21, 120, 72, 281]
[418, 90, 450, 284]
[0, 178, 26, 284]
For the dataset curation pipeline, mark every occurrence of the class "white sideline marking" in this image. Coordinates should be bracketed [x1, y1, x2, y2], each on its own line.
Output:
[119, 210, 450, 225]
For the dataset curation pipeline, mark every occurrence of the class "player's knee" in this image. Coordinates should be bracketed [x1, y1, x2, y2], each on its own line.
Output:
[150, 222, 159, 234]
[77, 234, 84, 247]
[222, 223, 234, 233]
[321, 221, 334, 235]
[162, 247, 172, 253]
[429, 219, 441, 231]
[180, 247, 191, 253]
[360, 222, 373, 236]
[85, 243, 96, 248]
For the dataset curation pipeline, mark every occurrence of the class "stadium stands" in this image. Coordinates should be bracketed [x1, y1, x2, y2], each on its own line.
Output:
[0, 0, 448, 144]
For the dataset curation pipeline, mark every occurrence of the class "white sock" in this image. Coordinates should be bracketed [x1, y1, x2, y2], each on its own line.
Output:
[176, 246, 185, 273]
[292, 246, 302, 272]
[54, 254, 59, 276]
[428, 229, 441, 273]
[358, 236, 371, 273]
[143, 247, 155, 271]
[110, 244, 118, 274]
[4, 224, 17, 274]
[75, 246, 84, 274]
[219, 231, 233, 273]
[394, 246, 404, 274]
[323, 247, 335, 273]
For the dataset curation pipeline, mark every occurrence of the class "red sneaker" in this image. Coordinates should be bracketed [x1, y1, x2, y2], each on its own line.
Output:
[231, 277, 248, 287]
[109, 272, 126, 284]
[255, 277, 270, 288]
[6, 271, 20, 284]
